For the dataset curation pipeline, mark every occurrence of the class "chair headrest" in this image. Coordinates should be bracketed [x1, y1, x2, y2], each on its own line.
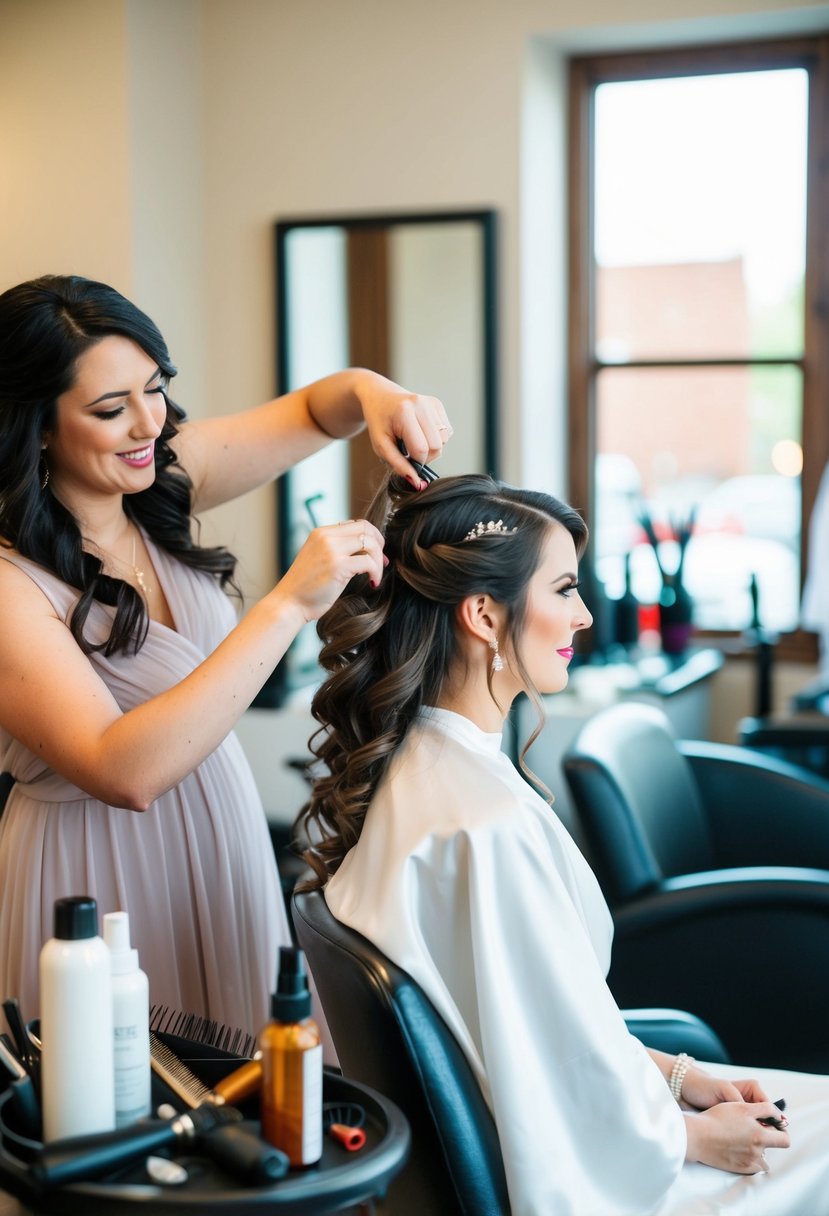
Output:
[562, 702, 714, 903]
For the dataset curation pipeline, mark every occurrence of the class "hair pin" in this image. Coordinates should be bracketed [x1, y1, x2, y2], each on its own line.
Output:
[396, 438, 439, 483]
[463, 519, 518, 542]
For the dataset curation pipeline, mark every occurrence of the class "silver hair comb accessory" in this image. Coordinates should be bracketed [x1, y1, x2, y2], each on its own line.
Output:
[463, 519, 518, 542]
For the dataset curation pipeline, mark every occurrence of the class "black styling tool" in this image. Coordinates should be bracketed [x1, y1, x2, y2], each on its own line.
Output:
[757, 1097, 787, 1130]
[2, 1000, 40, 1104]
[396, 437, 439, 484]
[32, 1103, 244, 1187]
[0, 1035, 42, 1140]
[149, 1034, 288, 1185]
[2, 999, 38, 1087]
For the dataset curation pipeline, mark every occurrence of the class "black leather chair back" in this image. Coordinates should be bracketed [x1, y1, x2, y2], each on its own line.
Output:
[739, 715, 829, 779]
[562, 702, 715, 905]
[291, 887, 510, 1216]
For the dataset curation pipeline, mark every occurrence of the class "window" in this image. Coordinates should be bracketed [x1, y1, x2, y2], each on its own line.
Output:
[568, 37, 829, 656]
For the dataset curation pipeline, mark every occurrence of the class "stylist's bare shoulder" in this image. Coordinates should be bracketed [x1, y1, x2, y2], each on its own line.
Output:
[0, 544, 64, 647]
[0, 543, 61, 604]
[0, 541, 119, 759]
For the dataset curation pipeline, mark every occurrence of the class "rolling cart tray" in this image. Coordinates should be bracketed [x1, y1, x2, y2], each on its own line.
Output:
[0, 1035, 409, 1215]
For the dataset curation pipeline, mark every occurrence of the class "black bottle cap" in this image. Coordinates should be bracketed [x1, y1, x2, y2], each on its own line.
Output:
[271, 946, 311, 1022]
[53, 896, 99, 941]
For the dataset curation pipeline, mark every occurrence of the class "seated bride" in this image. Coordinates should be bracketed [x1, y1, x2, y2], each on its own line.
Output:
[295, 470, 829, 1216]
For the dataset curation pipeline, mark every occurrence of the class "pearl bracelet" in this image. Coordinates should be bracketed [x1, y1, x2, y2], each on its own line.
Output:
[669, 1052, 693, 1103]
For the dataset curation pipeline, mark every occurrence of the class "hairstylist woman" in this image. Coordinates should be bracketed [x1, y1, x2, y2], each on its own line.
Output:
[0, 273, 452, 1036]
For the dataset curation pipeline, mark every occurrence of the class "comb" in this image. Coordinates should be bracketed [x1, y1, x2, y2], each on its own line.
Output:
[150, 1032, 263, 1107]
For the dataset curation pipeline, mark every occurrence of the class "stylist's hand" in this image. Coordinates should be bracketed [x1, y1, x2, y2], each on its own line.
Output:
[355, 371, 453, 488]
[275, 519, 385, 622]
[684, 1101, 790, 1174]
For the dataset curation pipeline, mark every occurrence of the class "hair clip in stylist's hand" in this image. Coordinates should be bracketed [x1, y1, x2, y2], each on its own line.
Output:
[396, 438, 440, 488]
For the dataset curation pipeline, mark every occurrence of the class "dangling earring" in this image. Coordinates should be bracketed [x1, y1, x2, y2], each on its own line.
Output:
[489, 635, 504, 673]
[40, 457, 50, 490]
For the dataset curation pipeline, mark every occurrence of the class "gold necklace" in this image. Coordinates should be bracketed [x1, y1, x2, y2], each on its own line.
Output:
[130, 525, 150, 597]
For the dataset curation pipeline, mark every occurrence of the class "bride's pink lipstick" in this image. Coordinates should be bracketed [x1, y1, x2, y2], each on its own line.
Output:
[556, 647, 575, 662]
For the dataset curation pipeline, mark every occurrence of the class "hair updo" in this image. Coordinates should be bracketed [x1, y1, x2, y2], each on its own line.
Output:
[295, 471, 587, 888]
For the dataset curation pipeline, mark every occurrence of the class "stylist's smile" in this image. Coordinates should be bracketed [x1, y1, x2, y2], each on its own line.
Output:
[117, 444, 155, 467]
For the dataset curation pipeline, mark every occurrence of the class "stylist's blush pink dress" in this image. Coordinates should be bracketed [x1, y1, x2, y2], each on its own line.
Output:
[0, 536, 289, 1038]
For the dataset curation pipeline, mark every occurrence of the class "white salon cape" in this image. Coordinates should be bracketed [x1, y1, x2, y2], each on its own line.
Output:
[326, 707, 829, 1215]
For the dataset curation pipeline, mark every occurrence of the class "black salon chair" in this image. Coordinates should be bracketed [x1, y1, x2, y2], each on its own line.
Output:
[563, 701, 829, 1071]
[738, 714, 829, 779]
[292, 886, 729, 1216]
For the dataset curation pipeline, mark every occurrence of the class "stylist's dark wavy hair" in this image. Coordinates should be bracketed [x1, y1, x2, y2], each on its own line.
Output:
[0, 274, 238, 656]
[295, 471, 588, 889]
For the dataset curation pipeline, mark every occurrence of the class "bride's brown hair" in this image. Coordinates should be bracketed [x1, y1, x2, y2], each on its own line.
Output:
[294, 472, 587, 889]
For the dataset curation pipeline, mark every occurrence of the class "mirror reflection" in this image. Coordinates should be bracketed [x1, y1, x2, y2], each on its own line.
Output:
[264, 210, 498, 702]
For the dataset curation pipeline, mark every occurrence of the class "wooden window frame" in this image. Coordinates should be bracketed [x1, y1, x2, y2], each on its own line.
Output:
[567, 35, 829, 662]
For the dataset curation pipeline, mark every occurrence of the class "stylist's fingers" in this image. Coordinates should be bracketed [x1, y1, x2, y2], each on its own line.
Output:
[334, 519, 385, 563]
[279, 519, 385, 620]
[398, 393, 452, 463]
[372, 395, 452, 486]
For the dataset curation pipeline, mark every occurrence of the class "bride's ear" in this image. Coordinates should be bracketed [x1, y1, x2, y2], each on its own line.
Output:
[456, 594, 505, 645]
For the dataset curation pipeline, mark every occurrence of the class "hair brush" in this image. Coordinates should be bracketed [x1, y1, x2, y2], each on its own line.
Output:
[149, 1003, 258, 1059]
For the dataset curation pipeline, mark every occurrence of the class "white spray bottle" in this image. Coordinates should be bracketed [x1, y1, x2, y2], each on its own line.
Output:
[103, 911, 151, 1127]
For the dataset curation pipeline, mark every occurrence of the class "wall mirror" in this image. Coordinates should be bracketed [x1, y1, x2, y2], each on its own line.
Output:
[258, 209, 498, 704]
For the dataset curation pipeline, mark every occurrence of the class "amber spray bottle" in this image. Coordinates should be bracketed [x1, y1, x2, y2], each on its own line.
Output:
[260, 946, 323, 1167]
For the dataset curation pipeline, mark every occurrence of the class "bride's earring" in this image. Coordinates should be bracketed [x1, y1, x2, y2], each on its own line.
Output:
[489, 635, 504, 673]
[40, 456, 50, 490]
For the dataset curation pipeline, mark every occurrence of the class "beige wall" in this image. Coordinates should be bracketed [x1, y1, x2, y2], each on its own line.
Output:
[0, 0, 134, 290]
[126, 0, 206, 411]
[2, 0, 828, 735]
